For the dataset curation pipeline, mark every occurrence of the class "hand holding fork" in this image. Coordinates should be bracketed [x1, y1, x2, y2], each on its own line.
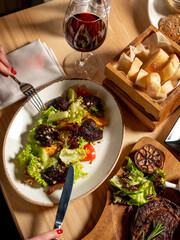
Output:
[10, 75, 45, 112]
[0, 45, 45, 112]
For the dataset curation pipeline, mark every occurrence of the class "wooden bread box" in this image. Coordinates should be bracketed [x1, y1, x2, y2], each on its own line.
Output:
[104, 25, 180, 130]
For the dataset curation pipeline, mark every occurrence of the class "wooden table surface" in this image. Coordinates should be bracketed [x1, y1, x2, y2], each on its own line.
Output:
[0, 0, 179, 239]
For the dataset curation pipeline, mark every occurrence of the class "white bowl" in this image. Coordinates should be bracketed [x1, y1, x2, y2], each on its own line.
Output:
[3, 79, 124, 206]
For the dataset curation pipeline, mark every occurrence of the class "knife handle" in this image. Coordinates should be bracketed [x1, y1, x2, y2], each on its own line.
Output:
[54, 223, 62, 229]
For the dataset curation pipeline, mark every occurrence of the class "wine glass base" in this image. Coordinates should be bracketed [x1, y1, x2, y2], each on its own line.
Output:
[63, 51, 99, 79]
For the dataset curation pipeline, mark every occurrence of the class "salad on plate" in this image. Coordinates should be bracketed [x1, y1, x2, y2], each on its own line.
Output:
[17, 87, 108, 194]
[110, 156, 166, 206]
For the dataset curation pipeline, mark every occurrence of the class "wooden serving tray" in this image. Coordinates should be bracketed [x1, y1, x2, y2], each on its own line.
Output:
[104, 25, 180, 130]
[82, 137, 180, 240]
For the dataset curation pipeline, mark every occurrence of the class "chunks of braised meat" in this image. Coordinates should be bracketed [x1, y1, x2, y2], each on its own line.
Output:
[58, 122, 79, 149]
[69, 136, 79, 149]
[51, 96, 70, 111]
[79, 119, 103, 141]
[35, 118, 103, 150]
[131, 198, 180, 240]
[58, 122, 79, 139]
[82, 94, 104, 116]
[41, 165, 68, 186]
[35, 124, 60, 147]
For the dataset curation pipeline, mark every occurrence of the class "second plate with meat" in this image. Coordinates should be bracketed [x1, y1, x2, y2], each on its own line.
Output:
[3, 79, 124, 206]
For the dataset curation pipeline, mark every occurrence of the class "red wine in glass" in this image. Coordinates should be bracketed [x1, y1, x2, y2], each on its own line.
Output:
[64, 12, 107, 52]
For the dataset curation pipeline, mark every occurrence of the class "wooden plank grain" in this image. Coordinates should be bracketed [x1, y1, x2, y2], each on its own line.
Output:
[82, 137, 180, 240]
[0, 0, 180, 240]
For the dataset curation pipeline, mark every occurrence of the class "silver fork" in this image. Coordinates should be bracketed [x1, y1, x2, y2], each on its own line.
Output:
[11, 75, 45, 112]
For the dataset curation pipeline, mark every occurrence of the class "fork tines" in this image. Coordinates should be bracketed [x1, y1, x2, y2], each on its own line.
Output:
[10, 75, 45, 112]
[25, 88, 45, 112]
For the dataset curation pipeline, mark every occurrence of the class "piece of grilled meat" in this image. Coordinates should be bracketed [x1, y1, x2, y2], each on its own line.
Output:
[131, 198, 180, 240]
[82, 94, 104, 117]
[41, 165, 68, 186]
[78, 119, 103, 142]
[51, 96, 70, 111]
[35, 124, 60, 147]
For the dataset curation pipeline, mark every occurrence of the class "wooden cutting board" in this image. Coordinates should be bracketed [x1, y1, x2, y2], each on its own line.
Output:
[82, 137, 180, 240]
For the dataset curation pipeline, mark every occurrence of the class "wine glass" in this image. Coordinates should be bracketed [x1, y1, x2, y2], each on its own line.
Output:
[63, 0, 108, 79]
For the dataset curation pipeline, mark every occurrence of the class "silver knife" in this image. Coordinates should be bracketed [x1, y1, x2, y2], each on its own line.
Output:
[54, 165, 74, 229]
[165, 116, 180, 152]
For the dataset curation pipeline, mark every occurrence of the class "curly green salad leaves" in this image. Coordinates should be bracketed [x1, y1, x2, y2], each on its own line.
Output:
[17, 105, 88, 186]
[16, 88, 106, 190]
[109, 157, 166, 206]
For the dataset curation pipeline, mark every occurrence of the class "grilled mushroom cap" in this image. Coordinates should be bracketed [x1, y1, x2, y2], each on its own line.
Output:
[134, 144, 165, 174]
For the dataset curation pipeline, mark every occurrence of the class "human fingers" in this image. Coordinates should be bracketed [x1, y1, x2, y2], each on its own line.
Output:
[26, 228, 63, 240]
[0, 46, 16, 76]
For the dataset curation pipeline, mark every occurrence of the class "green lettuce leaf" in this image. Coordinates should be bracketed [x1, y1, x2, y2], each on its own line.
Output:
[17, 144, 33, 165]
[59, 148, 87, 164]
[26, 157, 48, 187]
[17, 143, 48, 186]
[109, 156, 157, 206]
[41, 105, 58, 124]
[110, 175, 123, 189]
[124, 156, 147, 186]
[67, 98, 87, 124]
[59, 147, 88, 182]
[150, 169, 166, 187]
[127, 180, 156, 206]
[78, 136, 88, 148]
[73, 162, 88, 181]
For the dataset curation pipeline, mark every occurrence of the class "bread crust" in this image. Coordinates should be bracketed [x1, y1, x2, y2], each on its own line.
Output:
[159, 14, 180, 44]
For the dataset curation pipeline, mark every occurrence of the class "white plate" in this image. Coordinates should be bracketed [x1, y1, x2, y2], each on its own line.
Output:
[3, 79, 124, 206]
[148, 0, 170, 28]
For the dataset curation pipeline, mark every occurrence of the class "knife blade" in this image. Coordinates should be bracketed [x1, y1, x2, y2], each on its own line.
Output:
[54, 165, 74, 229]
[165, 116, 180, 152]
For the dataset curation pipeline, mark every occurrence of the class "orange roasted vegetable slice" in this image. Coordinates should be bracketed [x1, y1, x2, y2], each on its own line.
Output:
[86, 114, 108, 127]
[44, 144, 60, 157]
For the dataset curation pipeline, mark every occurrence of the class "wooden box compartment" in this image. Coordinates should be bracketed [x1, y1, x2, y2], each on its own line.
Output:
[104, 25, 180, 130]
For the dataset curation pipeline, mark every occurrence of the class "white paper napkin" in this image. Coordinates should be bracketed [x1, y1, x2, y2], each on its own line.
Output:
[0, 39, 66, 109]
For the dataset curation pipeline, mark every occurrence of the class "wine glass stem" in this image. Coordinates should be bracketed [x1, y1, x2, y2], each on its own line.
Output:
[78, 52, 87, 70]
[80, 52, 84, 65]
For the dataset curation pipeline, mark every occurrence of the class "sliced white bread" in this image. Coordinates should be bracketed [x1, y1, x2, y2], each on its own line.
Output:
[160, 54, 179, 84]
[142, 48, 169, 73]
[127, 57, 143, 81]
[135, 69, 148, 89]
[146, 72, 161, 98]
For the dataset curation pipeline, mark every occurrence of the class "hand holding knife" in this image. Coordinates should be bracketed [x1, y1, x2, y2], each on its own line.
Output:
[27, 166, 74, 240]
